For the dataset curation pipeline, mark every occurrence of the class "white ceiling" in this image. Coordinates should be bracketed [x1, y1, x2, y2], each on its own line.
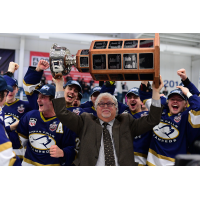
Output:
[1, 33, 200, 58]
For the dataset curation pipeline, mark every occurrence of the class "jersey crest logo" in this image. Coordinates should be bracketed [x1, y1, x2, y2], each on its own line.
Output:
[30, 134, 56, 150]
[4, 115, 18, 126]
[49, 121, 58, 131]
[29, 118, 37, 126]
[17, 104, 25, 113]
[72, 108, 81, 115]
[153, 122, 179, 140]
[174, 115, 181, 123]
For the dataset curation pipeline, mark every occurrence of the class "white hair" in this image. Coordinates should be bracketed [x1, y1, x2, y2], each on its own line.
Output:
[95, 92, 118, 115]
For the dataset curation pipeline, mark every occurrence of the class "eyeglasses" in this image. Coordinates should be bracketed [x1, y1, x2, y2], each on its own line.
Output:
[97, 102, 115, 107]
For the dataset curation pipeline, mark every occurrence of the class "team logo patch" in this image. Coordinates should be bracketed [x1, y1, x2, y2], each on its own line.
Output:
[49, 121, 58, 131]
[174, 115, 181, 123]
[30, 134, 56, 150]
[29, 118, 37, 126]
[4, 115, 18, 126]
[153, 122, 179, 140]
[17, 104, 25, 113]
[41, 85, 50, 90]
[72, 108, 81, 115]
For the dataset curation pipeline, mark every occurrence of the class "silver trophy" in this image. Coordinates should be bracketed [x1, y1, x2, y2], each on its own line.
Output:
[49, 43, 76, 79]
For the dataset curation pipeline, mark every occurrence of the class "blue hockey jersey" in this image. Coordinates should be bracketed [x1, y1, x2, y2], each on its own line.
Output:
[122, 109, 152, 166]
[0, 106, 21, 166]
[3, 99, 32, 161]
[146, 95, 200, 166]
[16, 110, 76, 166]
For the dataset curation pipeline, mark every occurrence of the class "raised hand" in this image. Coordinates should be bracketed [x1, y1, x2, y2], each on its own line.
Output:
[177, 69, 187, 81]
[8, 62, 19, 73]
[35, 60, 49, 72]
[176, 85, 189, 96]
[52, 77, 64, 92]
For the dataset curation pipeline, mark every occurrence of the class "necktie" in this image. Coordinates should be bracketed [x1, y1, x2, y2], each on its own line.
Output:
[102, 122, 115, 166]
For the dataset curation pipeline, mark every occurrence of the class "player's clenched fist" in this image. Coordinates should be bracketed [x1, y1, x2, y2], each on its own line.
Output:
[50, 145, 64, 158]
[8, 62, 19, 73]
[177, 68, 187, 81]
[36, 60, 49, 72]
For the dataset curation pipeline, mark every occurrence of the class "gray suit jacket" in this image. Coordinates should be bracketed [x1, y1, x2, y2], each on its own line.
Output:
[53, 98, 162, 166]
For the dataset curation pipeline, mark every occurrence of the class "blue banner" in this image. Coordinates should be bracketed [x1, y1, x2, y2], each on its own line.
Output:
[0, 49, 15, 74]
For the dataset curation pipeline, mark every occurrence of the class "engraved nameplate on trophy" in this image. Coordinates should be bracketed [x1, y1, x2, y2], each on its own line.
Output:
[93, 41, 108, 49]
[123, 54, 137, 69]
[124, 40, 138, 48]
[93, 55, 106, 69]
[108, 54, 121, 69]
[108, 41, 123, 49]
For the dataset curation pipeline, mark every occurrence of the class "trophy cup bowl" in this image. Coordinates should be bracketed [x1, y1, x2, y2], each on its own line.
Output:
[49, 43, 76, 79]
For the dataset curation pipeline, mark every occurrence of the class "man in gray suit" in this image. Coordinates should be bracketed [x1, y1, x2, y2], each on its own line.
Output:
[52, 76, 164, 166]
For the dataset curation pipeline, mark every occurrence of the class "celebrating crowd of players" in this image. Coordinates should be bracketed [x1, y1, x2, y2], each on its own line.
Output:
[0, 60, 200, 166]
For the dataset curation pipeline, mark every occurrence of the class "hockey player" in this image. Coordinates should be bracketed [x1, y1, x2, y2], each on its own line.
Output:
[123, 87, 153, 165]
[16, 84, 76, 166]
[145, 69, 200, 166]
[23, 60, 83, 114]
[72, 92, 82, 107]
[0, 76, 21, 166]
[3, 62, 32, 161]
[81, 86, 102, 116]
[21, 60, 80, 165]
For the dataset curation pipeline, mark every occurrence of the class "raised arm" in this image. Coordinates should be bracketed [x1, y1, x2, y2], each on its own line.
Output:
[52, 77, 84, 137]
[23, 60, 49, 109]
[130, 76, 164, 137]
[177, 68, 200, 95]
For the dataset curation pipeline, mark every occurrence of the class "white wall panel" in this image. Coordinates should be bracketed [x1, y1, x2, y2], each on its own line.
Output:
[0, 36, 20, 50]
[191, 59, 200, 90]
[4, 37, 19, 50]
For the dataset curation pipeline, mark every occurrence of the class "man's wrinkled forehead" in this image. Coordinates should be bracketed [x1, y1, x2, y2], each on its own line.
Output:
[99, 97, 113, 103]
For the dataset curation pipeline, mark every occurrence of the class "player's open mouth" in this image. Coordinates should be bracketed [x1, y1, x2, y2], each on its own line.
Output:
[172, 105, 178, 110]
[39, 104, 43, 108]
[67, 95, 73, 100]
[131, 103, 136, 107]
